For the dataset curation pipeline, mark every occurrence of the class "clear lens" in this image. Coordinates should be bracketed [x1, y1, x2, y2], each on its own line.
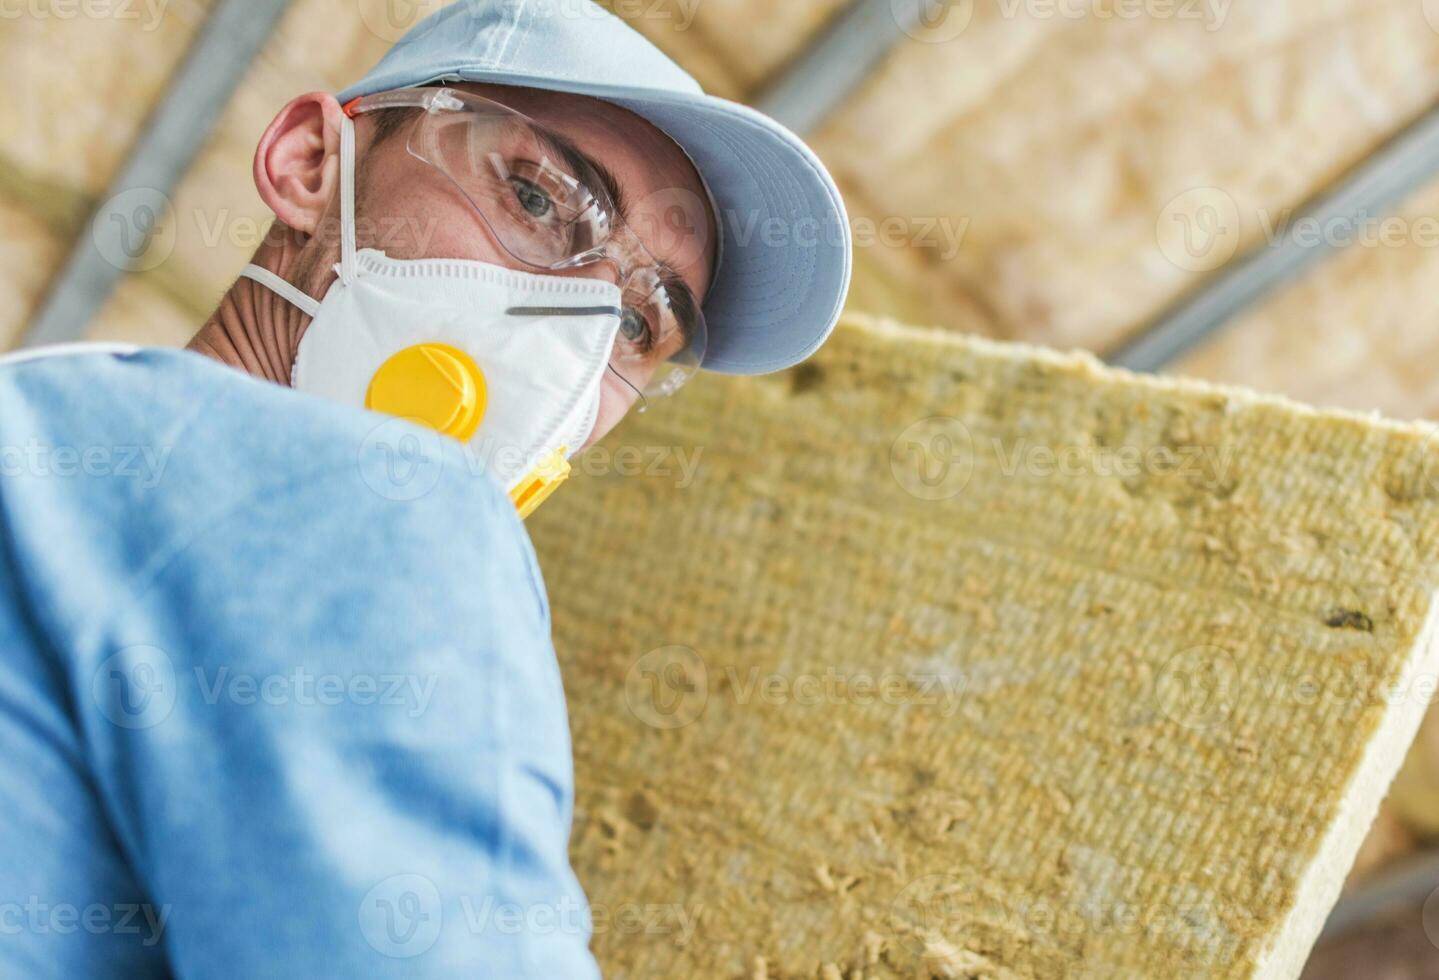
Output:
[408, 105, 612, 268]
[612, 268, 706, 399]
[382, 88, 707, 399]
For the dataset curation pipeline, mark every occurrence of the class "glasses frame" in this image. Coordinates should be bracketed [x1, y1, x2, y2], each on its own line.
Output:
[342, 86, 708, 401]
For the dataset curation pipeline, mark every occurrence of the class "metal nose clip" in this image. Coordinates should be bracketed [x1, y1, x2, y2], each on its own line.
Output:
[506, 305, 623, 317]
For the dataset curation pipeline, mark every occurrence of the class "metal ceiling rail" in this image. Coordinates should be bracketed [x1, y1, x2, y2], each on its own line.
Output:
[754, 0, 923, 135]
[1109, 100, 1439, 373]
[22, 0, 292, 348]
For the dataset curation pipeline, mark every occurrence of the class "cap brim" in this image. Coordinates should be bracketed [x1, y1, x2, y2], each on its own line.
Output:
[341, 70, 852, 376]
[607, 91, 852, 375]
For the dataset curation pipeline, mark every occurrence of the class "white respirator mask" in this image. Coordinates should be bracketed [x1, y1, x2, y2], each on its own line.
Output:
[241, 112, 622, 518]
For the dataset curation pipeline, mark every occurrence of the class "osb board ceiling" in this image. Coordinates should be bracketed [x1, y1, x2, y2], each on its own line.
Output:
[811, 0, 1439, 352]
[529, 315, 1439, 979]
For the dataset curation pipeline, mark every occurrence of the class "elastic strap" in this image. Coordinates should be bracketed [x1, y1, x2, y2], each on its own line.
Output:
[339, 112, 357, 284]
[239, 264, 322, 318]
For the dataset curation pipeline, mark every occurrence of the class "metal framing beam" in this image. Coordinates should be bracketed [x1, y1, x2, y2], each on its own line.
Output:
[754, 0, 920, 135]
[1109, 100, 1439, 373]
[22, 0, 292, 348]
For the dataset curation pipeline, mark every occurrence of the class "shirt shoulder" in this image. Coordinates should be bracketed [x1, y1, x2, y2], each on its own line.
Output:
[0, 346, 549, 653]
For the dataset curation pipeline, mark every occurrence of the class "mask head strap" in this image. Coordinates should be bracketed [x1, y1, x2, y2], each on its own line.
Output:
[338, 110, 357, 284]
[238, 108, 359, 316]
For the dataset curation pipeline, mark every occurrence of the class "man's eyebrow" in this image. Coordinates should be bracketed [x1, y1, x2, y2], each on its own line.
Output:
[655, 264, 700, 347]
[532, 126, 630, 224]
[533, 126, 702, 345]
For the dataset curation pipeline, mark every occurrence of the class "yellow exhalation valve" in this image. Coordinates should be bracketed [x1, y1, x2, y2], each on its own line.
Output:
[366, 343, 487, 441]
[365, 343, 568, 519]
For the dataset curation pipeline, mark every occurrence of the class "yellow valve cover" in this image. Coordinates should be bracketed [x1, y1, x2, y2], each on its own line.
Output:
[365, 343, 487, 441]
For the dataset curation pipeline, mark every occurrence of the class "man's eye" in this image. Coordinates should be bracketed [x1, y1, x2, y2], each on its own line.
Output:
[619, 307, 654, 351]
[509, 176, 553, 219]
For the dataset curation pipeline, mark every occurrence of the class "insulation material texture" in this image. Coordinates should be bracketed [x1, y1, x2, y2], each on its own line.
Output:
[813, 0, 1439, 350]
[529, 315, 1439, 979]
[1177, 177, 1439, 420]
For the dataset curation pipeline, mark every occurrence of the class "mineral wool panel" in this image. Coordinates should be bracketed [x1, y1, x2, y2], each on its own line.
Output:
[529, 315, 1439, 979]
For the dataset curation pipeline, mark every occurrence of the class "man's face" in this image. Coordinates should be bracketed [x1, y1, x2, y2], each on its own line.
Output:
[346, 83, 718, 448]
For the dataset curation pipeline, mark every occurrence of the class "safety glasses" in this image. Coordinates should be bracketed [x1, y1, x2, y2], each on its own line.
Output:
[344, 87, 709, 403]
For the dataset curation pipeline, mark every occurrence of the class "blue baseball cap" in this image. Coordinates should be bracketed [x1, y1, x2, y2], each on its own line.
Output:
[338, 0, 851, 376]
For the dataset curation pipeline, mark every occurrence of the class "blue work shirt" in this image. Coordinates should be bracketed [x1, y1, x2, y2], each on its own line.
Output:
[0, 345, 598, 978]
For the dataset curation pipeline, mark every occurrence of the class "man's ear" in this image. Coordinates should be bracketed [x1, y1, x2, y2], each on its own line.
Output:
[253, 93, 346, 237]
